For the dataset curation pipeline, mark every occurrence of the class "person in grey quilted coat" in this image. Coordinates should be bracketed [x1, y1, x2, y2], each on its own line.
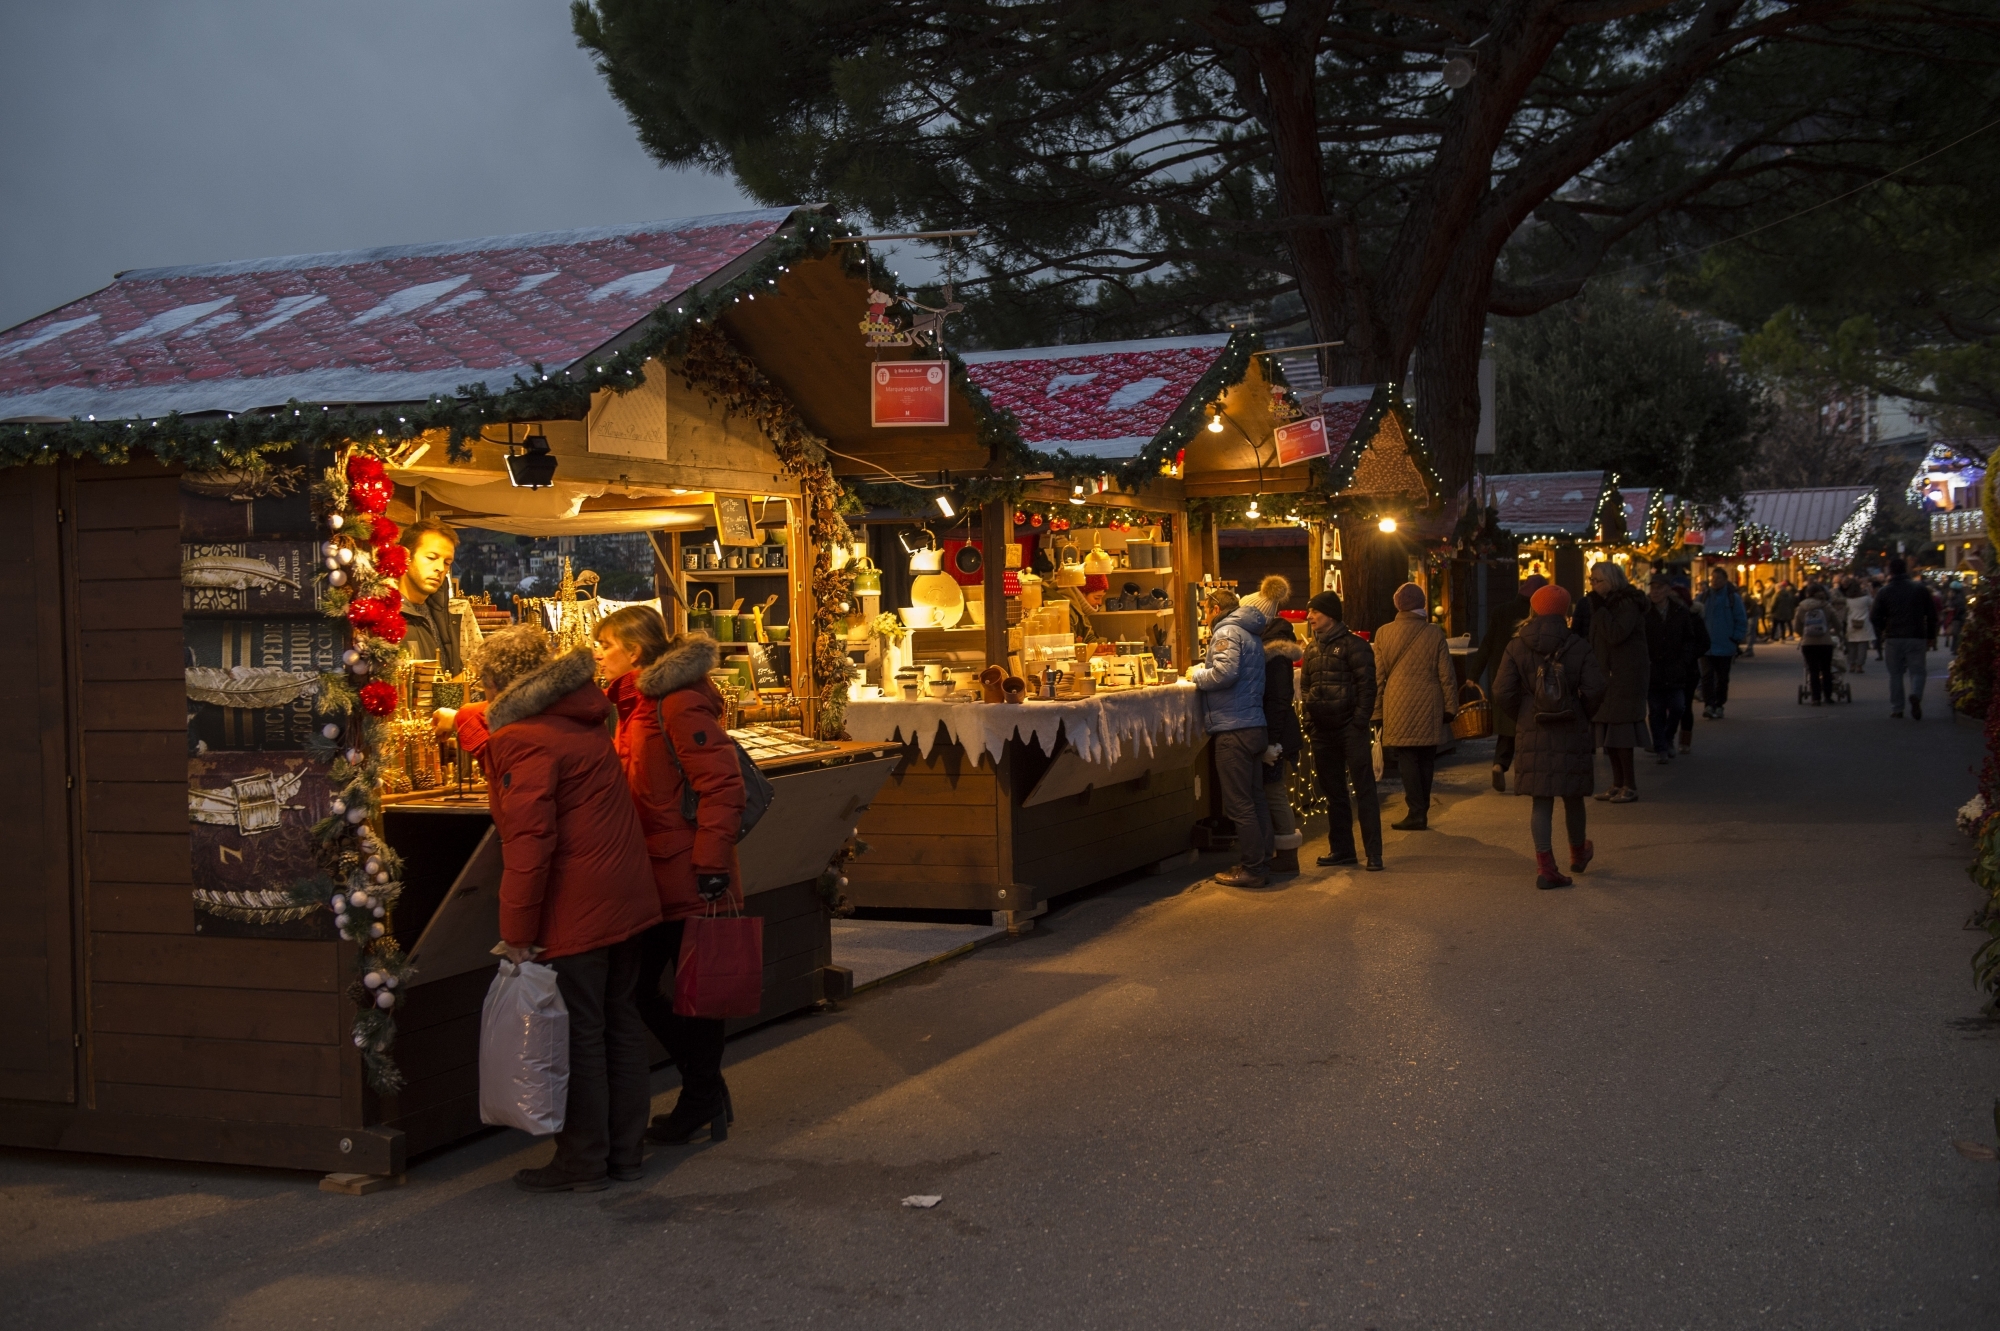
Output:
[1192, 588, 1274, 887]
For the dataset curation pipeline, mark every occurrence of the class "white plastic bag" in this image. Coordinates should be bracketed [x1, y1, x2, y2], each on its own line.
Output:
[479, 959, 569, 1135]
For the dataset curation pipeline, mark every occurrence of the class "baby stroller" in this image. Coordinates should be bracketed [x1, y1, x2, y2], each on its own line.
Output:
[1797, 648, 1854, 705]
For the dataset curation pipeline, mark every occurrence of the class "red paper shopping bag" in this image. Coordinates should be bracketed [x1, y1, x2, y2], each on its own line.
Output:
[674, 911, 765, 1018]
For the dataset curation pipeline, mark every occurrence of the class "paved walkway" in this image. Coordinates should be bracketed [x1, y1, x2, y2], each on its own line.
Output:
[5, 646, 1998, 1328]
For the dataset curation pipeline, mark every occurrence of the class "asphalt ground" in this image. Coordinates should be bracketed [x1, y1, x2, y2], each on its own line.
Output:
[5, 643, 1998, 1328]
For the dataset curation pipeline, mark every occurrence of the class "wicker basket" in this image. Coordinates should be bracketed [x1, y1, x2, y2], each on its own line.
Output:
[1450, 681, 1494, 740]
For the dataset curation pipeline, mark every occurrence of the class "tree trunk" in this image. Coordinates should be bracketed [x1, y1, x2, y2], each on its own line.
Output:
[1415, 258, 1494, 502]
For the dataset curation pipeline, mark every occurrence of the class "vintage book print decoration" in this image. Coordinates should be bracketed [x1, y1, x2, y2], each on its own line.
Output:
[182, 542, 318, 615]
[189, 752, 336, 939]
[185, 618, 341, 752]
[179, 443, 318, 541]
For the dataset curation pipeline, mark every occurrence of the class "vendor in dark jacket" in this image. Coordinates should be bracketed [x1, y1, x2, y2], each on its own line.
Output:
[397, 518, 464, 675]
[1467, 574, 1545, 792]
[1258, 582, 1306, 876]
[1299, 589, 1383, 871]
[1643, 572, 1705, 763]
[1869, 557, 1940, 719]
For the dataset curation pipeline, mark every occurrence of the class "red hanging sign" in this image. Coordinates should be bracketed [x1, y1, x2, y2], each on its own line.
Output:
[870, 361, 950, 428]
[1273, 414, 1331, 467]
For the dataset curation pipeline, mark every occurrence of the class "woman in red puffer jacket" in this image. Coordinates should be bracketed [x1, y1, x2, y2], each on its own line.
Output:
[448, 625, 661, 1194]
[594, 606, 746, 1147]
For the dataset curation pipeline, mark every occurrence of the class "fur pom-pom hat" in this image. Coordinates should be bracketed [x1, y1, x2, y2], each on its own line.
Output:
[1242, 573, 1291, 619]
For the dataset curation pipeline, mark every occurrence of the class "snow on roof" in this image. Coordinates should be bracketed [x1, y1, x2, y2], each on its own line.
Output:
[0, 208, 798, 422]
[959, 334, 1233, 458]
[1482, 471, 1610, 536]
[1701, 485, 1876, 552]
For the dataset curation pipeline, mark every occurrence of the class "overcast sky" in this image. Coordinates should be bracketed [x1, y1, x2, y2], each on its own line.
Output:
[0, 0, 760, 331]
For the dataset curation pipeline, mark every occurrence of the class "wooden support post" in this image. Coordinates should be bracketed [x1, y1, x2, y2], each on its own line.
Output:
[982, 501, 1008, 669]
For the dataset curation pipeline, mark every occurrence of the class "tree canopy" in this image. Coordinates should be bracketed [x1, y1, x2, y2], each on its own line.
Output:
[574, 1, 1997, 490]
[1491, 283, 1754, 505]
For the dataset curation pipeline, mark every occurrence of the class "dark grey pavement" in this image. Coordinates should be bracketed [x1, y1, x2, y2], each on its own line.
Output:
[6, 645, 1999, 1328]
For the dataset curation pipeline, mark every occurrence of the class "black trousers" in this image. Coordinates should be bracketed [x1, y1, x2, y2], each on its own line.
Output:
[1699, 654, 1734, 707]
[1495, 732, 1516, 772]
[1801, 644, 1836, 701]
[1311, 721, 1382, 861]
[634, 919, 728, 1106]
[547, 938, 650, 1176]
[1384, 744, 1437, 820]
[1646, 683, 1684, 754]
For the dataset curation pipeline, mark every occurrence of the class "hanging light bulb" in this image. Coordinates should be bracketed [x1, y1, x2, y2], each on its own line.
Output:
[1207, 406, 1225, 433]
[1378, 516, 1398, 533]
[1246, 499, 1260, 519]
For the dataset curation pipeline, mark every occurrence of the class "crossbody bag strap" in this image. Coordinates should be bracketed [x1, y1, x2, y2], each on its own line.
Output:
[656, 697, 701, 822]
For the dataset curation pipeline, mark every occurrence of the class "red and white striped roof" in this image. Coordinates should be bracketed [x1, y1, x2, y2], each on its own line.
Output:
[0, 208, 797, 422]
[960, 334, 1234, 459]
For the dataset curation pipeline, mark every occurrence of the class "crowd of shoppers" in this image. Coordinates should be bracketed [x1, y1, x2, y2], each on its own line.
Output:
[1194, 550, 1954, 894]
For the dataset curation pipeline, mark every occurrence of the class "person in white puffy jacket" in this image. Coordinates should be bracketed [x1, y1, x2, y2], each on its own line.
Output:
[1840, 577, 1873, 673]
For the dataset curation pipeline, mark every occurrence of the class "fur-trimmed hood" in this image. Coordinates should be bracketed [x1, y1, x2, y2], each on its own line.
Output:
[638, 632, 720, 699]
[488, 647, 598, 731]
[1263, 636, 1303, 663]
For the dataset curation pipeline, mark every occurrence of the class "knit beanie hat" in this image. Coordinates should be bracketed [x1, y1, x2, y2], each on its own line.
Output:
[1530, 584, 1572, 617]
[1308, 590, 1342, 620]
[1240, 573, 1290, 620]
[1393, 582, 1426, 612]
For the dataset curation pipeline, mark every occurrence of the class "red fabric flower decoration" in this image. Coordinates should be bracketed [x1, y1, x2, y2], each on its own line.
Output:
[348, 475, 393, 515]
[370, 614, 408, 645]
[346, 454, 386, 484]
[373, 544, 409, 579]
[368, 516, 400, 548]
[359, 681, 399, 716]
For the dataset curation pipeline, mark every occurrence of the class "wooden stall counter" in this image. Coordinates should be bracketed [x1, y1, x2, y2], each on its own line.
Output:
[369, 737, 898, 1157]
[840, 685, 1209, 922]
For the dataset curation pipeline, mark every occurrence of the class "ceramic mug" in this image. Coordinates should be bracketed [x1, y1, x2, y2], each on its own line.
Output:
[901, 682, 922, 701]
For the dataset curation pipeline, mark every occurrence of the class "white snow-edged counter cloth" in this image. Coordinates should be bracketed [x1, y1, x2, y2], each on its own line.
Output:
[843, 682, 1202, 768]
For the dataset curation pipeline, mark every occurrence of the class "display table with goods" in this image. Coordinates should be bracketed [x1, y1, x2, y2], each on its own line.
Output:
[839, 681, 1209, 920]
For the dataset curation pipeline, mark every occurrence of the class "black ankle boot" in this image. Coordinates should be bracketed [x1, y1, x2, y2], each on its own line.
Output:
[647, 1087, 730, 1144]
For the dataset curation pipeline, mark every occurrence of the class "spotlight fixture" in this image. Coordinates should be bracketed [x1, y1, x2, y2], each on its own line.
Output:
[1378, 516, 1398, 533]
[935, 494, 956, 519]
[1246, 500, 1260, 519]
[506, 432, 557, 489]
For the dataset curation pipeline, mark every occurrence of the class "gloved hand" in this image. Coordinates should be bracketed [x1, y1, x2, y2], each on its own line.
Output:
[1262, 743, 1283, 764]
[696, 873, 731, 902]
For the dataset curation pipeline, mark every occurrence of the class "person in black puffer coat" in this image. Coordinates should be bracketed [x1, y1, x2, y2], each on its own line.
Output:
[1258, 583, 1306, 876]
[1300, 589, 1383, 870]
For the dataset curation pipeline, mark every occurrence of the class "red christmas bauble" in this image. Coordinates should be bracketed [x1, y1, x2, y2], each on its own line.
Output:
[368, 516, 400, 548]
[1030, 514, 1044, 527]
[346, 453, 386, 484]
[373, 544, 409, 579]
[1013, 512, 1027, 526]
[359, 681, 399, 716]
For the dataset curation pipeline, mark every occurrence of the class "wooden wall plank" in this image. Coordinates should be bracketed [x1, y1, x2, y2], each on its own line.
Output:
[845, 861, 1004, 887]
[77, 579, 183, 631]
[855, 833, 999, 868]
[75, 526, 180, 582]
[91, 1081, 347, 1127]
[80, 630, 183, 682]
[72, 474, 182, 529]
[93, 1033, 343, 1098]
[84, 783, 184, 836]
[90, 934, 340, 991]
[85, 731, 186, 780]
[853, 803, 995, 837]
[79, 679, 183, 730]
[92, 982, 341, 1045]
[873, 770, 998, 804]
[88, 832, 191, 884]
[88, 880, 192, 933]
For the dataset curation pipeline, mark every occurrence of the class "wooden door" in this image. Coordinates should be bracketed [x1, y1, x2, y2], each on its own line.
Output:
[0, 463, 77, 1100]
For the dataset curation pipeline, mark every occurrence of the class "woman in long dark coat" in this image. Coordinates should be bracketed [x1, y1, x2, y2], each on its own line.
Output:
[1494, 585, 1608, 889]
[1584, 562, 1650, 802]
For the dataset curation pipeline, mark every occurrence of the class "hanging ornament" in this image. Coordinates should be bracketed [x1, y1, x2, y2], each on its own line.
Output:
[359, 681, 399, 716]
[374, 544, 409, 579]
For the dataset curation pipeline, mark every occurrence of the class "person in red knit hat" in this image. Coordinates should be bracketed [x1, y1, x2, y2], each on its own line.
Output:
[1492, 584, 1608, 888]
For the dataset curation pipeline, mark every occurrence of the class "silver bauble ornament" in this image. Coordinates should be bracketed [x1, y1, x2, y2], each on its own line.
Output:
[375, 990, 395, 1009]
[328, 568, 348, 587]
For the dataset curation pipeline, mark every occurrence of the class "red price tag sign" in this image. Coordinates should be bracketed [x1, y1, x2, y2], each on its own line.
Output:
[870, 361, 951, 428]
[1273, 414, 1330, 467]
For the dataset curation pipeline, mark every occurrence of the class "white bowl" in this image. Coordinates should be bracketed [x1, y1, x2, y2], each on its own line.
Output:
[899, 605, 938, 628]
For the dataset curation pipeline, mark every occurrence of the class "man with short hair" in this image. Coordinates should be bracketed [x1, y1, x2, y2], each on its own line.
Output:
[1695, 566, 1747, 719]
[1191, 587, 1275, 888]
[1869, 557, 1940, 719]
[399, 518, 464, 674]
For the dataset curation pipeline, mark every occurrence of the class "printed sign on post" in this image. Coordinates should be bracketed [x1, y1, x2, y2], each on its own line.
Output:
[1273, 413, 1331, 467]
[871, 361, 950, 428]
